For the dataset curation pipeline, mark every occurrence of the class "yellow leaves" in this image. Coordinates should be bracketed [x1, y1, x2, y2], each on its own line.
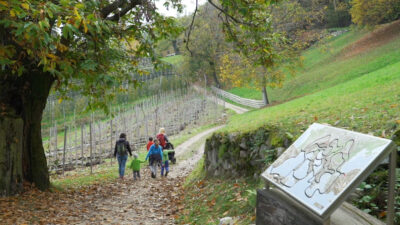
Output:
[57, 16, 62, 27]
[10, 10, 16, 17]
[0, 0, 8, 7]
[74, 8, 81, 20]
[219, 52, 260, 89]
[82, 20, 88, 33]
[47, 53, 58, 60]
[57, 43, 68, 53]
[21, 3, 29, 10]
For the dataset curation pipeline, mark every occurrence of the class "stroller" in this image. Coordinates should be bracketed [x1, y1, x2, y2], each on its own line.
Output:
[164, 142, 176, 164]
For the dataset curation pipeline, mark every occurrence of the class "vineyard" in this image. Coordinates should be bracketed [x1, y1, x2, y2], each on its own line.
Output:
[41, 74, 224, 174]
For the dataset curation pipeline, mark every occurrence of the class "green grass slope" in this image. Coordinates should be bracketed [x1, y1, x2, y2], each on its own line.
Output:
[160, 55, 184, 65]
[227, 87, 263, 100]
[183, 25, 400, 225]
[224, 60, 400, 137]
[269, 31, 400, 103]
[227, 26, 400, 106]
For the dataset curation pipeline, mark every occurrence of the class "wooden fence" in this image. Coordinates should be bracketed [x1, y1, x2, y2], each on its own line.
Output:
[211, 86, 265, 108]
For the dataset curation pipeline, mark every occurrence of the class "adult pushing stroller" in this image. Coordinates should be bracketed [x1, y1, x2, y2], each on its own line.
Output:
[157, 132, 176, 164]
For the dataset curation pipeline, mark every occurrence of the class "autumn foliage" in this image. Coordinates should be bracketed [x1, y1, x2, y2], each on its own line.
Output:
[350, 0, 400, 26]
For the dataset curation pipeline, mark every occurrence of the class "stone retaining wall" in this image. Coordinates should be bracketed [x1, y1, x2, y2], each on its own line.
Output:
[204, 126, 293, 178]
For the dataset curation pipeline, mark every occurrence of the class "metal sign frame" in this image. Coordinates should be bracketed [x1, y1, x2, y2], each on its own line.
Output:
[261, 123, 397, 224]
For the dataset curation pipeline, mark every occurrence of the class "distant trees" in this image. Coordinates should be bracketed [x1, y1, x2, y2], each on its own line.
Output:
[211, 0, 303, 104]
[180, 3, 227, 88]
[350, 0, 400, 26]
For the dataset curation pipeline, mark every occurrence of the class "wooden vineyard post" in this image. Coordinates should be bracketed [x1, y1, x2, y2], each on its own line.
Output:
[387, 146, 397, 225]
[80, 124, 84, 168]
[154, 107, 158, 134]
[92, 122, 96, 160]
[89, 122, 93, 175]
[62, 126, 67, 175]
[110, 119, 113, 166]
[98, 122, 102, 158]
[74, 124, 78, 168]
[46, 127, 51, 167]
[54, 124, 58, 163]
[144, 107, 149, 138]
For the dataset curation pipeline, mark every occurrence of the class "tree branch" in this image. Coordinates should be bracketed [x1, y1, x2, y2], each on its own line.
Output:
[106, 0, 142, 22]
[185, 0, 198, 56]
[207, 0, 252, 26]
[100, 0, 126, 19]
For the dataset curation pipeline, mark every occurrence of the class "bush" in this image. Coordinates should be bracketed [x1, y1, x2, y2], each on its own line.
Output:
[350, 0, 400, 26]
[326, 3, 352, 28]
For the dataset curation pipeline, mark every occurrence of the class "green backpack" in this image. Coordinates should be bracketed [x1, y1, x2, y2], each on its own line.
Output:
[117, 142, 127, 155]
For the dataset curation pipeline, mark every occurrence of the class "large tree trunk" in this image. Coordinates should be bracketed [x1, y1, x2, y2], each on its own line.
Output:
[171, 39, 180, 55]
[209, 61, 221, 88]
[262, 86, 270, 105]
[0, 70, 54, 195]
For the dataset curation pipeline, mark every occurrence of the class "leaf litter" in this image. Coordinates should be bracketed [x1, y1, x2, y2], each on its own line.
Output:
[0, 126, 223, 224]
[0, 166, 187, 224]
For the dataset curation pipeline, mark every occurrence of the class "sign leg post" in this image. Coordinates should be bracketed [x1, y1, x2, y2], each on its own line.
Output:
[323, 217, 330, 225]
[264, 180, 270, 190]
[387, 147, 397, 225]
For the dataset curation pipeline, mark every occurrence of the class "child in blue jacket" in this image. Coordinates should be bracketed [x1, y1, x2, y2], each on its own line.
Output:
[145, 139, 163, 178]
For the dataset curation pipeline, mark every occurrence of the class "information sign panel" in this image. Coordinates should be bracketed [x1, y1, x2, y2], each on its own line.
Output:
[262, 123, 394, 218]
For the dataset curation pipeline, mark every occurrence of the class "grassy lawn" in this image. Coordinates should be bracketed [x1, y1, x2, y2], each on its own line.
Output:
[178, 158, 261, 225]
[223, 29, 400, 107]
[160, 55, 184, 65]
[267, 29, 400, 103]
[223, 60, 400, 137]
[226, 87, 263, 100]
[180, 27, 400, 225]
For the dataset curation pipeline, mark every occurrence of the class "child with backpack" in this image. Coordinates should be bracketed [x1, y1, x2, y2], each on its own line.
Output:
[161, 148, 175, 177]
[145, 139, 163, 178]
[114, 133, 132, 179]
[127, 153, 146, 180]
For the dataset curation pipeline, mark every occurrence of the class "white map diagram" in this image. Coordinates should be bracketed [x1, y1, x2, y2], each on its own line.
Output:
[262, 123, 393, 217]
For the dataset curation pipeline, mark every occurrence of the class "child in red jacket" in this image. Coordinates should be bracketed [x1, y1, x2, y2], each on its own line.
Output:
[146, 137, 154, 151]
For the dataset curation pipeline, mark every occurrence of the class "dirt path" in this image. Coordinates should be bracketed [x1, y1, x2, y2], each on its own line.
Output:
[0, 97, 241, 224]
[192, 85, 249, 114]
[215, 98, 249, 114]
[73, 125, 225, 224]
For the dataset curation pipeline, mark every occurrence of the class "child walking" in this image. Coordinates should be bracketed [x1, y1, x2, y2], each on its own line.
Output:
[145, 139, 163, 178]
[128, 153, 146, 180]
[161, 149, 175, 177]
[146, 137, 154, 151]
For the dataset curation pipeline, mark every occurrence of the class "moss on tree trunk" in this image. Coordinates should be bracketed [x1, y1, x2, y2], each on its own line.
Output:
[0, 117, 23, 195]
[0, 70, 54, 195]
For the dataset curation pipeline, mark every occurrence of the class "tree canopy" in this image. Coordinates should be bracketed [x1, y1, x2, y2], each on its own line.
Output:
[0, 0, 183, 111]
[0, 0, 183, 194]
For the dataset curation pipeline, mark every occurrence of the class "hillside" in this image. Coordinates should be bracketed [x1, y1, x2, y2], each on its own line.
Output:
[228, 21, 400, 106]
[189, 22, 400, 225]
[223, 22, 400, 137]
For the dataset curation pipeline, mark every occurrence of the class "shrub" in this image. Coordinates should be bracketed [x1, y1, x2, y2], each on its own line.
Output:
[350, 0, 400, 26]
[326, 2, 352, 28]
